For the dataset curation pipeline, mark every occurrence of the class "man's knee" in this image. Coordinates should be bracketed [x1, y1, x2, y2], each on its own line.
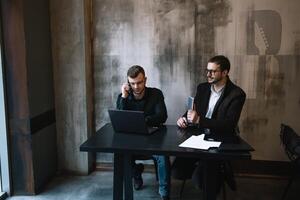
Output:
[153, 155, 169, 165]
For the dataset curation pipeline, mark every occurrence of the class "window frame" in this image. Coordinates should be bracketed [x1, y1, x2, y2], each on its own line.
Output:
[0, 13, 10, 199]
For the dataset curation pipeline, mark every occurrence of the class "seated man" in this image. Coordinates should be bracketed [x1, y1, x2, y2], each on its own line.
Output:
[116, 65, 170, 200]
[173, 55, 246, 190]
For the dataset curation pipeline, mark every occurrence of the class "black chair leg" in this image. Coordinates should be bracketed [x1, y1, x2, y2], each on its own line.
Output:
[179, 179, 186, 199]
[281, 175, 294, 200]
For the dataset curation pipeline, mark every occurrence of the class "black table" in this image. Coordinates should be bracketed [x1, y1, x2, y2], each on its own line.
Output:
[80, 123, 253, 200]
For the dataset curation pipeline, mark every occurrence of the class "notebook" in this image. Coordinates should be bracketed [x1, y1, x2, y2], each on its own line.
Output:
[186, 96, 194, 110]
[108, 109, 159, 134]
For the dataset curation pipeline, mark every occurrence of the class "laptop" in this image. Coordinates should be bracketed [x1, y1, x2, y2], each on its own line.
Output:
[108, 109, 159, 134]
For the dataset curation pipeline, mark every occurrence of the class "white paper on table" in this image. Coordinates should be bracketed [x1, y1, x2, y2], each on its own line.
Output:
[179, 134, 221, 150]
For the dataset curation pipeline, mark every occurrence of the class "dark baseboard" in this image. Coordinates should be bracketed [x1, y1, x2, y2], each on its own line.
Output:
[56, 169, 91, 176]
[96, 162, 157, 173]
[96, 160, 292, 178]
[232, 160, 291, 177]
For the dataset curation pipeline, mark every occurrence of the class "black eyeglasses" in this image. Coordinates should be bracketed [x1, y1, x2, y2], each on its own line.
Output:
[205, 69, 221, 74]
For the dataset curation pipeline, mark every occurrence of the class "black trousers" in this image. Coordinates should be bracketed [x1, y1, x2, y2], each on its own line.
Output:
[171, 157, 236, 192]
[171, 157, 205, 188]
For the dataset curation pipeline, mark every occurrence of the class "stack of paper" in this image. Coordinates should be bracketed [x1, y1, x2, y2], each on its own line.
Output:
[179, 134, 221, 150]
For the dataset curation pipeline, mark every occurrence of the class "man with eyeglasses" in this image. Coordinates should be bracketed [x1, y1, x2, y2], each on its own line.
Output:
[172, 55, 246, 192]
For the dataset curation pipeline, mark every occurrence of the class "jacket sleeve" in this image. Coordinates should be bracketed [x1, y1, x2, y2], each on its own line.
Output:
[145, 90, 168, 126]
[116, 94, 127, 110]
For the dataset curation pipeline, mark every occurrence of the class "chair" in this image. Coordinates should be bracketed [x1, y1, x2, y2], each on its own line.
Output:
[172, 161, 236, 200]
[279, 124, 300, 200]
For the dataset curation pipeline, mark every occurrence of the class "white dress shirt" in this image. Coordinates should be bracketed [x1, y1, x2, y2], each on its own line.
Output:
[205, 85, 225, 119]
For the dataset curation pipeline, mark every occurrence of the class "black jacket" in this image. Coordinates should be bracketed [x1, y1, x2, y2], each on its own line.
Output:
[193, 78, 246, 135]
[116, 87, 168, 126]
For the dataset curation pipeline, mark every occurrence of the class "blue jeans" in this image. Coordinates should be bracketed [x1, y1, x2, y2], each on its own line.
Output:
[152, 155, 170, 197]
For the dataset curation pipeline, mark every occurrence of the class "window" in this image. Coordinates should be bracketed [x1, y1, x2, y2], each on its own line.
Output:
[0, 19, 10, 199]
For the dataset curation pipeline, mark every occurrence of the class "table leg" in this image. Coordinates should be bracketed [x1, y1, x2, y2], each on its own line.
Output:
[123, 154, 133, 200]
[203, 160, 218, 200]
[113, 153, 124, 200]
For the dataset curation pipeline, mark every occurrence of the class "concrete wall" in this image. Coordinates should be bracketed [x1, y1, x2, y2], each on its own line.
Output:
[93, 0, 300, 161]
[50, 0, 94, 174]
[50, 0, 300, 171]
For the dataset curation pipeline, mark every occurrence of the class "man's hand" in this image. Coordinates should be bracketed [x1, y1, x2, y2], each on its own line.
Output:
[187, 110, 200, 124]
[121, 83, 130, 98]
[177, 117, 188, 128]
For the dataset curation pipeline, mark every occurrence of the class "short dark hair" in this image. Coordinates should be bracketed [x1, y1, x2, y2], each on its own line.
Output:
[127, 65, 145, 78]
[208, 55, 230, 72]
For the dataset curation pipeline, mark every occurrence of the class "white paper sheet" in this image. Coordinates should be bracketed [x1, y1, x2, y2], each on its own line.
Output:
[179, 134, 221, 150]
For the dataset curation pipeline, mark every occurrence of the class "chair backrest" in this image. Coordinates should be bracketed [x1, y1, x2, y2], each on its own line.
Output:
[280, 124, 300, 162]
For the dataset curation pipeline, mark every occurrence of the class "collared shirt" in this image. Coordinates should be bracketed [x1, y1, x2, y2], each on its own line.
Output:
[205, 85, 225, 119]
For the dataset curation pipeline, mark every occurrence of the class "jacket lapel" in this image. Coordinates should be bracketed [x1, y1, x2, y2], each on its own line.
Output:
[201, 84, 211, 116]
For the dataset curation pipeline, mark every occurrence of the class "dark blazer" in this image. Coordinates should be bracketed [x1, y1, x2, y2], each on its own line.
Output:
[193, 78, 246, 135]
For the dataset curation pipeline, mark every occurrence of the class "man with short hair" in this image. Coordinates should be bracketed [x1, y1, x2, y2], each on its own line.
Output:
[173, 55, 246, 191]
[117, 65, 170, 200]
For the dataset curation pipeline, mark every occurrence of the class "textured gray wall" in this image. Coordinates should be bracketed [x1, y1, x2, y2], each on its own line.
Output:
[50, 0, 92, 173]
[50, 0, 300, 171]
[93, 0, 300, 161]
